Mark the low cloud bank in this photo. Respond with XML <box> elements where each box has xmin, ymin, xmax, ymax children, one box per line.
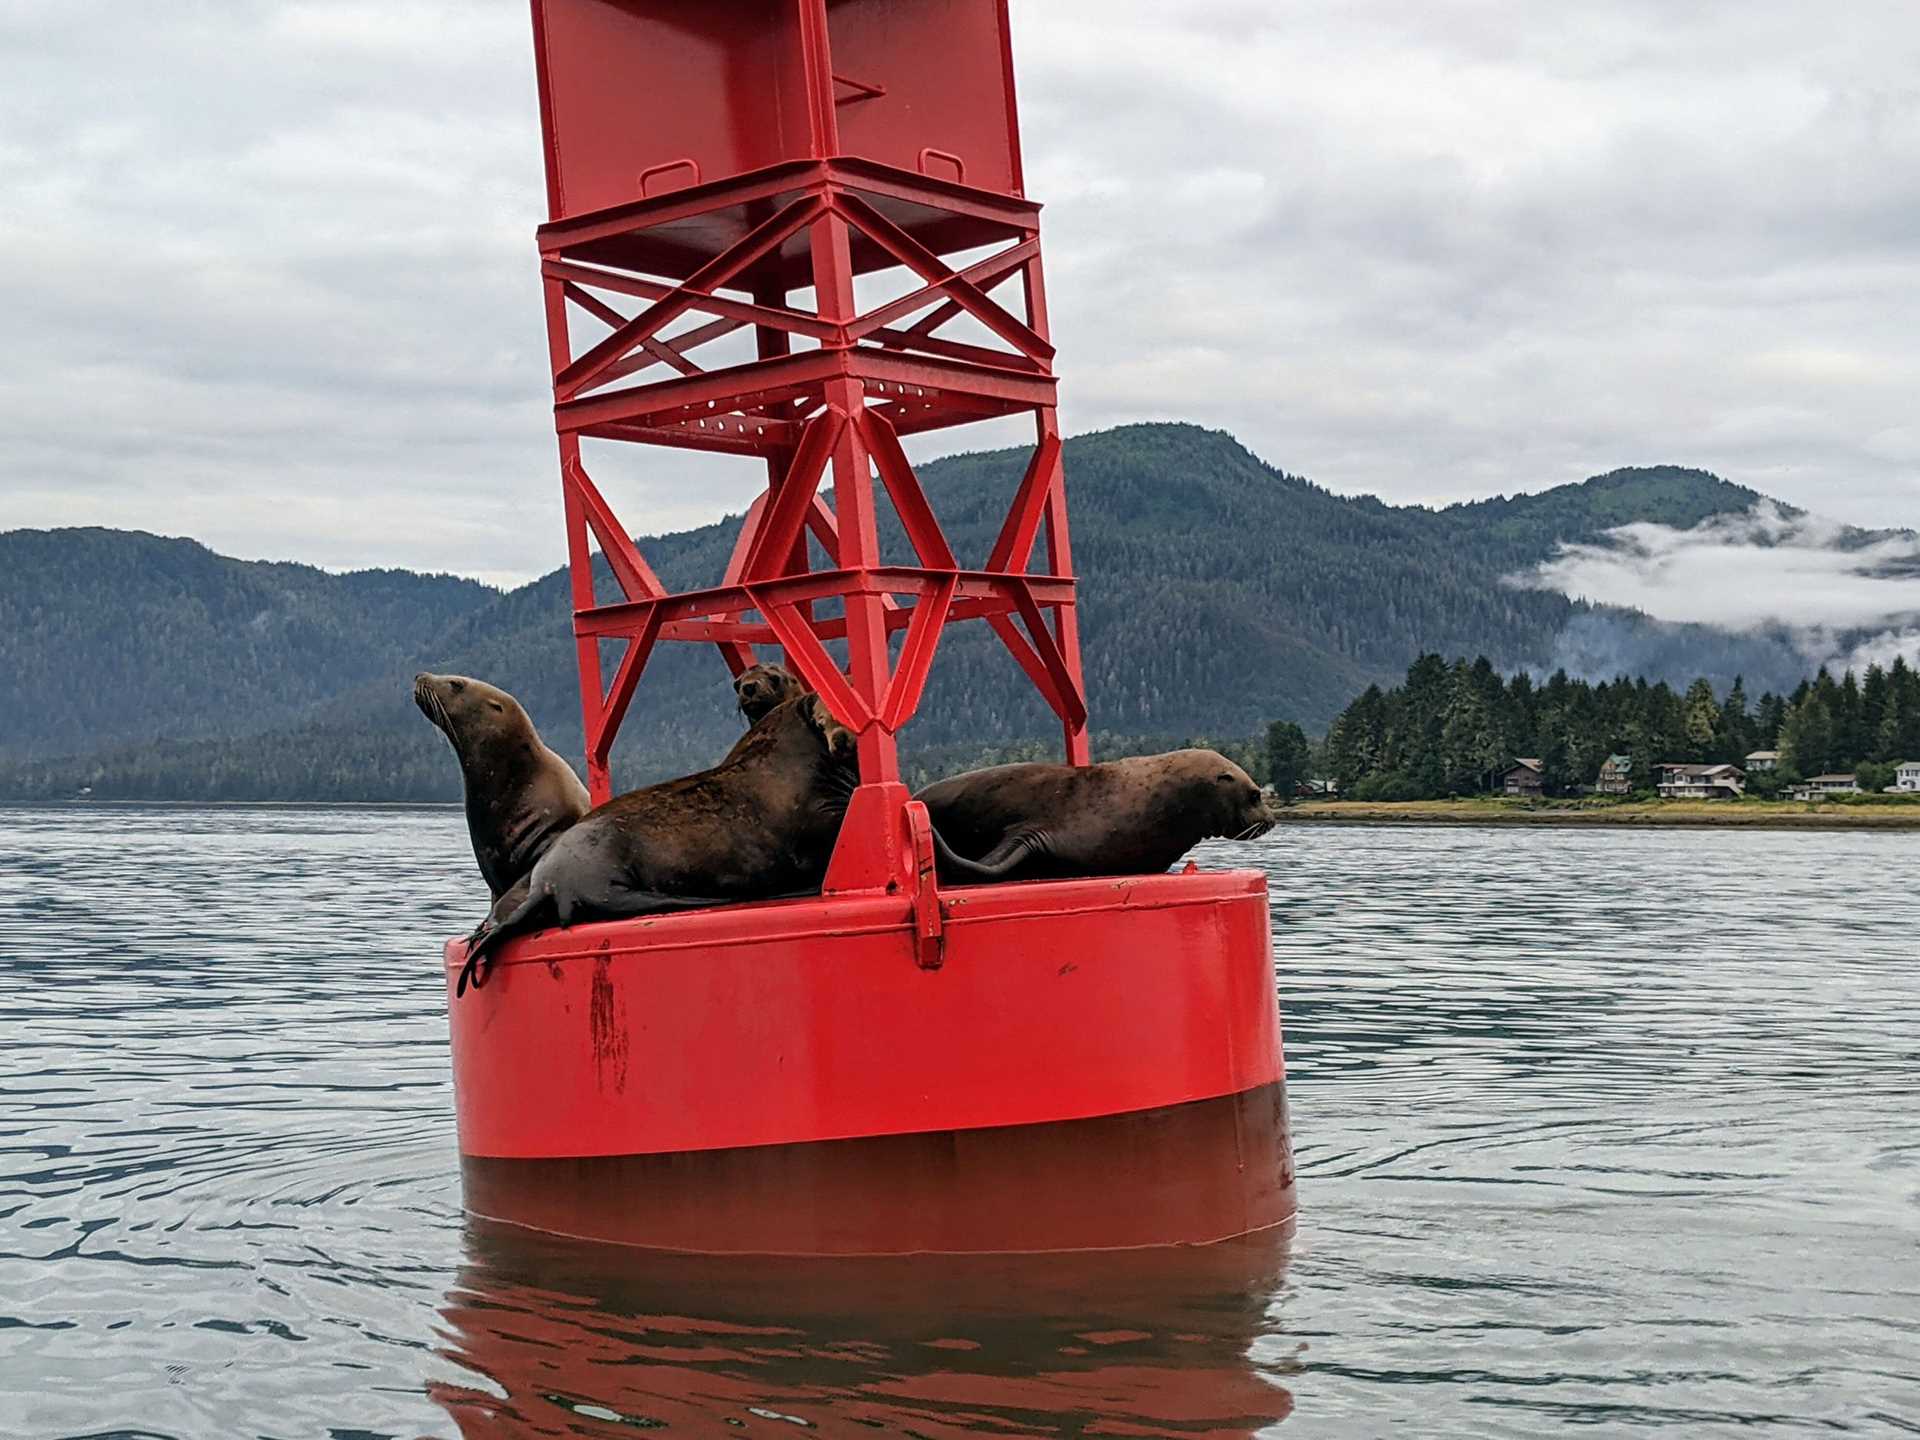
<box><xmin>1513</xmin><ymin>504</ymin><xmax>1920</xmax><ymax>677</ymax></box>
<box><xmin>1541</xmin><ymin>610</ymin><xmax>1810</xmax><ymax>696</ymax></box>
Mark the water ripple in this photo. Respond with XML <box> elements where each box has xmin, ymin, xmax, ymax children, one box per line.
<box><xmin>0</xmin><ymin>807</ymin><xmax>1916</xmax><ymax>1436</ymax></box>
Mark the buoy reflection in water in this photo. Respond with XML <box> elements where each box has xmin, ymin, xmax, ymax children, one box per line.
<box><xmin>432</xmin><ymin>1222</ymin><xmax>1296</xmax><ymax>1438</ymax></box>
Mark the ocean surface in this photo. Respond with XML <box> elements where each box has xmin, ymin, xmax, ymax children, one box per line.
<box><xmin>1</xmin><ymin>805</ymin><xmax>1916</xmax><ymax>1438</ymax></box>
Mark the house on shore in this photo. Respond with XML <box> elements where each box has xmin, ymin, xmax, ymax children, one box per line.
<box><xmin>1745</xmin><ymin>750</ymin><xmax>1781</xmax><ymax>773</ymax></box>
<box><xmin>1502</xmin><ymin>758</ymin><xmax>1545</xmax><ymax>797</ymax></box>
<box><xmin>1893</xmin><ymin>762</ymin><xmax>1920</xmax><ymax>794</ymax></box>
<box><xmin>1656</xmin><ymin>763</ymin><xmax>1746</xmax><ymax>800</ymax></box>
<box><xmin>1790</xmin><ymin>773</ymin><xmax>1861</xmax><ymax>800</ymax></box>
<box><xmin>1596</xmin><ymin>754</ymin><xmax>1634</xmax><ymax>795</ymax></box>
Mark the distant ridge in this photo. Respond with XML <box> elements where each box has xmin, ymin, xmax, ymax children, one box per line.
<box><xmin>0</xmin><ymin>425</ymin><xmax>1811</xmax><ymax>800</ymax></box>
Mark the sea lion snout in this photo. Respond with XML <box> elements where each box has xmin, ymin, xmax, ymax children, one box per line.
<box><xmin>734</xmin><ymin>662</ymin><xmax>808</xmax><ymax>726</ymax></box>
<box><xmin>1214</xmin><ymin>766</ymin><xmax>1276</xmax><ymax>841</ymax></box>
<box><xmin>413</xmin><ymin>672</ymin><xmax>476</xmax><ymax>730</ymax></box>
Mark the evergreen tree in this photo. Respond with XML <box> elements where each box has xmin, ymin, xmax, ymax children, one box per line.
<box><xmin>1780</xmin><ymin>696</ymin><xmax>1835</xmax><ymax>776</ymax></box>
<box><xmin>1717</xmin><ymin>676</ymin><xmax>1751</xmax><ymax>764</ymax></box>
<box><xmin>1834</xmin><ymin>670</ymin><xmax>1865</xmax><ymax>766</ymax></box>
<box><xmin>1889</xmin><ymin>658</ymin><xmax>1920</xmax><ymax>761</ymax></box>
<box><xmin>1860</xmin><ymin>664</ymin><xmax>1891</xmax><ymax>763</ymax></box>
<box><xmin>1439</xmin><ymin>660</ymin><xmax>1503</xmax><ymax>793</ymax></box>
<box><xmin>1265</xmin><ymin>720</ymin><xmax>1313</xmax><ymax>797</ymax></box>
<box><xmin>1390</xmin><ymin>654</ymin><xmax>1451</xmax><ymax>795</ymax></box>
<box><xmin>1682</xmin><ymin>677</ymin><xmax>1720</xmax><ymax>762</ymax></box>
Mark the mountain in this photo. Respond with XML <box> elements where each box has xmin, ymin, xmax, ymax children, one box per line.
<box><xmin>0</xmin><ymin>528</ymin><xmax>496</xmax><ymax>761</ymax></box>
<box><xmin>0</xmin><ymin>425</ymin><xmax>1801</xmax><ymax>801</ymax></box>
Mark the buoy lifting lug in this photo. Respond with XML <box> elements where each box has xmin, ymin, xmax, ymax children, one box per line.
<box><xmin>904</xmin><ymin>800</ymin><xmax>945</xmax><ymax>970</ymax></box>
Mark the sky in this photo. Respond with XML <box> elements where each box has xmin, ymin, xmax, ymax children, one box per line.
<box><xmin>2</xmin><ymin>0</ymin><xmax>1918</xmax><ymax>591</ymax></box>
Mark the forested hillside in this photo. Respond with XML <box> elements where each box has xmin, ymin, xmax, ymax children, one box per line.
<box><xmin>0</xmin><ymin>529</ymin><xmax>495</xmax><ymax>760</ymax></box>
<box><xmin>0</xmin><ymin>425</ymin><xmax>1828</xmax><ymax>801</ymax></box>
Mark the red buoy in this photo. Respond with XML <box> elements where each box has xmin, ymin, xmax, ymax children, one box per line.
<box><xmin>445</xmin><ymin>0</ymin><xmax>1296</xmax><ymax>1254</ymax></box>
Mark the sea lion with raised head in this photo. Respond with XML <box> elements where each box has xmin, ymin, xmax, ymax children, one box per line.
<box><xmin>414</xmin><ymin>673</ymin><xmax>590</xmax><ymax>901</ymax></box>
<box><xmin>719</xmin><ymin>661</ymin><xmax>812</xmax><ymax>764</ymax></box>
<box><xmin>458</xmin><ymin>691</ymin><xmax>858</xmax><ymax>993</ymax></box>
<box><xmin>733</xmin><ymin>661</ymin><xmax>809</xmax><ymax>726</ymax></box>
<box><xmin>921</xmin><ymin>749</ymin><xmax>1277</xmax><ymax>885</ymax></box>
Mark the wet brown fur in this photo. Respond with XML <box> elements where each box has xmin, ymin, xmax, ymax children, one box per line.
<box><xmin>414</xmin><ymin>672</ymin><xmax>590</xmax><ymax>900</ymax></box>
<box><xmin>919</xmin><ymin>749</ymin><xmax>1277</xmax><ymax>883</ymax></box>
<box><xmin>461</xmin><ymin>693</ymin><xmax>857</xmax><ymax>984</ymax></box>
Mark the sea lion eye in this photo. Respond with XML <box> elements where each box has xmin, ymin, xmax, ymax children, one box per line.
<box><xmin>450</xmin><ymin>679</ymin><xmax>466</xmax><ymax>692</ymax></box>
<box><xmin>488</xmin><ymin>700</ymin><xmax>504</xmax><ymax>713</ymax></box>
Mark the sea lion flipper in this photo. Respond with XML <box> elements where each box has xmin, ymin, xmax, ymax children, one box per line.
<box><xmin>459</xmin><ymin>881</ymin><xmax>553</xmax><ymax>997</ymax></box>
<box><xmin>931</xmin><ymin>825</ymin><xmax>1037</xmax><ymax>884</ymax></box>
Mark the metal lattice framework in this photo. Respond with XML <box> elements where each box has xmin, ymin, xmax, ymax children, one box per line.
<box><xmin>532</xmin><ymin>0</ymin><xmax>1088</xmax><ymax>895</ymax></box>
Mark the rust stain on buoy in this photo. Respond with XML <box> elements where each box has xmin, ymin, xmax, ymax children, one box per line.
<box><xmin>589</xmin><ymin>955</ymin><xmax>629</xmax><ymax>1094</ymax></box>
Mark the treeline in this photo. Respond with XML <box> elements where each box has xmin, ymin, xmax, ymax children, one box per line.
<box><xmin>0</xmin><ymin>713</ymin><xmax>1273</xmax><ymax>807</ymax></box>
<box><xmin>1315</xmin><ymin>653</ymin><xmax>1920</xmax><ymax>800</ymax></box>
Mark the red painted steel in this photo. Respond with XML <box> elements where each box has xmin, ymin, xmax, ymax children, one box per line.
<box><xmin>447</xmin><ymin>869</ymin><xmax>1279</xmax><ymax>1159</ymax></box>
<box><xmin>448</xmin><ymin>0</ymin><xmax>1297</xmax><ymax>1253</ymax></box>
<box><xmin>446</xmin><ymin>866</ymin><xmax>1293</xmax><ymax>1253</ymax></box>
<box><xmin>528</xmin><ymin>0</ymin><xmax>1088</xmax><ymax>820</ymax></box>
<box><xmin>460</xmin><ymin>1082</ymin><xmax>1295</xmax><ymax>1256</ymax></box>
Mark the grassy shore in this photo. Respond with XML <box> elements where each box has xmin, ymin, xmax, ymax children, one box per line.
<box><xmin>1273</xmin><ymin>796</ymin><xmax>1920</xmax><ymax>828</ymax></box>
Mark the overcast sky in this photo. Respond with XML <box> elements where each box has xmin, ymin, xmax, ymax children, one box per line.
<box><xmin>2</xmin><ymin>1</ymin><xmax>1917</xmax><ymax>588</ymax></box>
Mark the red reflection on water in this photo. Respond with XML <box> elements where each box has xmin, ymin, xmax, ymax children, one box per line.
<box><xmin>431</xmin><ymin>1222</ymin><xmax>1295</xmax><ymax>1437</ymax></box>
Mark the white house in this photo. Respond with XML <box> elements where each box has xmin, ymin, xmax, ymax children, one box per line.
<box><xmin>1892</xmin><ymin>761</ymin><xmax>1920</xmax><ymax>794</ymax></box>
<box><xmin>1745</xmin><ymin>750</ymin><xmax>1781</xmax><ymax>773</ymax></box>
<box><xmin>1791</xmin><ymin>773</ymin><xmax>1861</xmax><ymax>800</ymax></box>
<box><xmin>1656</xmin><ymin>763</ymin><xmax>1746</xmax><ymax>800</ymax></box>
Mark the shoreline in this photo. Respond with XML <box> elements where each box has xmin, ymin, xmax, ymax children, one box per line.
<box><xmin>1273</xmin><ymin>799</ymin><xmax>1920</xmax><ymax>830</ymax></box>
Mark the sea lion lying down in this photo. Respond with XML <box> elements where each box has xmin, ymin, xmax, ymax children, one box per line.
<box><xmin>458</xmin><ymin>690</ymin><xmax>857</xmax><ymax>993</ymax></box>
<box><xmin>414</xmin><ymin>672</ymin><xmax>590</xmax><ymax>900</ymax></box>
<box><xmin>921</xmin><ymin>750</ymin><xmax>1278</xmax><ymax>885</ymax></box>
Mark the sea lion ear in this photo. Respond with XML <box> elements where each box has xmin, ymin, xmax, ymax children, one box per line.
<box><xmin>808</xmin><ymin>695</ymin><xmax>858</xmax><ymax>760</ymax></box>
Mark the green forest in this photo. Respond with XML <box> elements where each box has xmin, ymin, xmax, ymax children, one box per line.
<box><xmin>1314</xmin><ymin>654</ymin><xmax>1920</xmax><ymax>799</ymax></box>
<box><xmin>1</xmin><ymin>424</ymin><xmax>1907</xmax><ymax>803</ymax></box>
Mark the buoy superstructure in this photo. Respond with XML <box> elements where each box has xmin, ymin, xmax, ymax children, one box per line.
<box><xmin>445</xmin><ymin>0</ymin><xmax>1297</xmax><ymax>1254</ymax></box>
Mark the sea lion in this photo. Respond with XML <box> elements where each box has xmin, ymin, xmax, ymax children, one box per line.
<box><xmin>414</xmin><ymin>673</ymin><xmax>590</xmax><ymax>901</ymax></box>
<box><xmin>921</xmin><ymin>750</ymin><xmax>1277</xmax><ymax>884</ymax></box>
<box><xmin>720</xmin><ymin>662</ymin><xmax>811</xmax><ymax>764</ymax></box>
<box><xmin>458</xmin><ymin>691</ymin><xmax>858</xmax><ymax>993</ymax></box>
<box><xmin>734</xmin><ymin>661</ymin><xmax>808</xmax><ymax>726</ymax></box>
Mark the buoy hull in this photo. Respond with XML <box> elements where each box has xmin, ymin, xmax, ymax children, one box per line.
<box><xmin>445</xmin><ymin>868</ymin><xmax>1294</xmax><ymax>1254</ymax></box>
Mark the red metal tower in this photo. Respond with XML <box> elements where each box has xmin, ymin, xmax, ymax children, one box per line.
<box><xmin>532</xmin><ymin>0</ymin><xmax>1087</xmax><ymax>894</ymax></box>
<box><xmin>441</xmin><ymin>0</ymin><xmax>1296</xmax><ymax>1256</ymax></box>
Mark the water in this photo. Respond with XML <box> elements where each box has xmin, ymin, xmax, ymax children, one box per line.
<box><xmin>2</xmin><ymin>806</ymin><xmax>1917</xmax><ymax>1437</ymax></box>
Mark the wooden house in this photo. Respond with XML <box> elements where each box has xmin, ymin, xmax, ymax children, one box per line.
<box><xmin>1502</xmin><ymin>758</ymin><xmax>1545</xmax><ymax>797</ymax></box>
<box><xmin>1596</xmin><ymin>754</ymin><xmax>1633</xmax><ymax>795</ymax></box>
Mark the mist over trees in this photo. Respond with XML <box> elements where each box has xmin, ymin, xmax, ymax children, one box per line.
<box><xmin>1318</xmin><ymin>654</ymin><xmax>1920</xmax><ymax>799</ymax></box>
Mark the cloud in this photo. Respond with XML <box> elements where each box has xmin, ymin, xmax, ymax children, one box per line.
<box><xmin>1</xmin><ymin>2</ymin><xmax>1918</xmax><ymax>583</ymax></box>
<box><xmin>1514</xmin><ymin>503</ymin><xmax>1920</xmax><ymax>671</ymax></box>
